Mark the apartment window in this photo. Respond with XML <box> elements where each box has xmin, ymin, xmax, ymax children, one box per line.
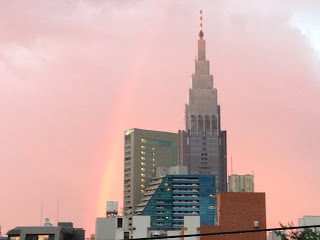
<box><xmin>141</xmin><ymin>162</ymin><xmax>145</xmax><ymax>166</ymax></box>
<box><xmin>141</xmin><ymin>139</ymin><xmax>146</xmax><ymax>143</ymax></box>
<box><xmin>141</xmin><ymin>157</ymin><xmax>145</xmax><ymax>160</ymax></box>
<box><xmin>141</xmin><ymin>146</ymin><xmax>146</xmax><ymax>149</ymax></box>
<box><xmin>125</xmin><ymin>135</ymin><xmax>131</xmax><ymax>145</ymax></box>
<box><xmin>141</xmin><ymin>184</ymin><xmax>145</xmax><ymax>188</ymax></box>
<box><xmin>141</xmin><ymin>151</ymin><xmax>145</xmax><ymax>155</ymax></box>
<box><xmin>125</xmin><ymin>146</ymin><xmax>131</xmax><ymax>150</ymax></box>
<box><xmin>141</xmin><ymin>168</ymin><xmax>145</xmax><ymax>171</ymax></box>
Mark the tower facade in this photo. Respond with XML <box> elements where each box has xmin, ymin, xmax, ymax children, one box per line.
<box><xmin>185</xmin><ymin>13</ymin><xmax>227</xmax><ymax>193</ymax></box>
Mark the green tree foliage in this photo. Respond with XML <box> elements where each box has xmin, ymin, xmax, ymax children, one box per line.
<box><xmin>275</xmin><ymin>222</ymin><xmax>320</xmax><ymax>240</ymax></box>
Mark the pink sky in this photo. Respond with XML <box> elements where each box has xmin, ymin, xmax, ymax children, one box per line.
<box><xmin>1</xmin><ymin>0</ymin><xmax>320</xmax><ymax>236</ymax></box>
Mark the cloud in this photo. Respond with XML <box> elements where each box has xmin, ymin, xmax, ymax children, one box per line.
<box><xmin>1</xmin><ymin>0</ymin><xmax>320</xmax><ymax>236</ymax></box>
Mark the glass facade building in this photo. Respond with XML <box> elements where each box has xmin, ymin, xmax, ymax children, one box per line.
<box><xmin>135</xmin><ymin>175</ymin><xmax>216</xmax><ymax>230</ymax></box>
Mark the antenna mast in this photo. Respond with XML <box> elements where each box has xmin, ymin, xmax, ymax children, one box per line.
<box><xmin>40</xmin><ymin>201</ymin><xmax>43</xmax><ymax>226</ymax></box>
<box><xmin>231</xmin><ymin>156</ymin><xmax>233</xmax><ymax>175</ymax></box>
<box><xmin>57</xmin><ymin>197</ymin><xmax>60</xmax><ymax>225</ymax></box>
<box><xmin>199</xmin><ymin>10</ymin><xmax>204</xmax><ymax>38</ymax></box>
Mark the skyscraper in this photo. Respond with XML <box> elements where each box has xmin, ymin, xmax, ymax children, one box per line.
<box><xmin>123</xmin><ymin>128</ymin><xmax>178</xmax><ymax>227</ymax></box>
<box><xmin>184</xmin><ymin>11</ymin><xmax>227</xmax><ymax>193</ymax></box>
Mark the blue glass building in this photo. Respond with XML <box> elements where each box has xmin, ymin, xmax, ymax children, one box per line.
<box><xmin>135</xmin><ymin>175</ymin><xmax>216</xmax><ymax>230</ymax></box>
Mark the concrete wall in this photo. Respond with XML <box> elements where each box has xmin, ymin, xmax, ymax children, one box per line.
<box><xmin>132</xmin><ymin>216</ymin><xmax>150</xmax><ymax>239</ymax></box>
<box><xmin>267</xmin><ymin>231</ymin><xmax>282</xmax><ymax>240</ymax></box>
<box><xmin>183</xmin><ymin>216</ymin><xmax>200</xmax><ymax>240</ymax></box>
<box><xmin>95</xmin><ymin>217</ymin><xmax>128</xmax><ymax>240</ymax></box>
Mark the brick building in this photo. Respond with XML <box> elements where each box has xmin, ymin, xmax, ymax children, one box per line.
<box><xmin>187</xmin><ymin>192</ymin><xmax>266</xmax><ymax>240</ymax></box>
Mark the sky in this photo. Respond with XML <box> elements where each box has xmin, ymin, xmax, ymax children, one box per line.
<box><xmin>1</xmin><ymin>0</ymin><xmax>320</xmax><ymax>236</ymax></box>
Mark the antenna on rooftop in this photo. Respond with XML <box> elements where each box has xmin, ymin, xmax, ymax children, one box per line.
<box><xmin>40</xmin><ymin>201</ymin><xmax>43</xmax><ymax>226</ymax></box>
<box><xmin>57</xmin><ymin>197</ymin><xmax>60</xmax><ymax>225</ymax></box>
<box><xmin>199</xmin><ymin>10</ymin><xmax>204</xmax><ymax>38</ymax></box>
<box><xmin>231</xmin><ymin>155</ymin><xmax>233</xmax><ymax>175</ymax></box>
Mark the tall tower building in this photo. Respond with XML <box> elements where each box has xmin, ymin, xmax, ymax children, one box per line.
<box><xmin>123</xmin><ymin>128</ymin><xmax>178</xmax><ymax>227</ymax></box>
<box><xmin>185</xmin><ymin>11</ymin><xmax>227</xmax><ymax>192</ymax></box>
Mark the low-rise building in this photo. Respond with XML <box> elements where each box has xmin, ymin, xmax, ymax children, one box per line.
<box><xmin>298</xmin><ymin>216</ymin><xmax>320</xmax><ymax>227</ymax></box>
<box><xmin>7</xmin><ymin>222</ymin><xmax>84</xmax><ymax>240</ymax></box>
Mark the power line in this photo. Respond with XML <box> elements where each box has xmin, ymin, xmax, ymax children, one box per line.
<box><xmin>129</xmin><ymin>224</ymin><xmax>320</xmax><ymax>240</ymax></box>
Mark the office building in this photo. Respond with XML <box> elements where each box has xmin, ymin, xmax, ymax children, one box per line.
<box><xmin>123</xmin><ymin>128</ymin><xmax>178</xmax><ymax>226</ymax></box>
<box><xmin>135</xmin><ymin>170</ymin><xmax>216</xmax><ymax>230</ymax></box>
<box><xmin>228</xmin><ymin>174</ymin><xmax>254</xmax><ymax>192</ymax></box>
<box><xmin>184</xmin><ymin>12</ymin><xmax>227</xmax><ymax>193</ymax></box>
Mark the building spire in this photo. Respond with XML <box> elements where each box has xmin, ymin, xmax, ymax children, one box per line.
<box><xmin>199</xmin><ymin>10</ymin><xmax>204</xmax><ymax>39</ymax></box>
<box><xmin>197</xmin><ymin>10</ymin><xmax>206</xmax><ymax>60</ymax></box>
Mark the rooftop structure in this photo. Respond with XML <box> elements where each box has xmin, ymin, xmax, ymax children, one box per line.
<box><xmin>228</xmin><ymin>174</ymin><xmax>254</xmax><ymax>192</ymax></box>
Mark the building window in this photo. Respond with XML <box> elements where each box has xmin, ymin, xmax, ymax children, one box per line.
<box><xmin>141</xmin><ymin>146</ymin><xmax>146</xmax><ymax>149</ymax></box>
<box><xmin>141</xmin><ymin>162</ymin><xmax>145</xmax><ymax>166</ymax></box>
<box><xmin>125</xmin><ymin>135</ymin><xmax>131</xmax><ymax>145</ymax></box>
<box><xmin>141</xmin><ymin>168</ymin><xmax>145</xmax><ymax>171</ymax></box>
<box><xmin>141</xmin><ymin>157</ymin><xmax>145</xmax><ymax>160</ymax></box>
<box><xmin>141</xmin><ymin>151</ymin><xmax>145</xmax><ymax>155</ymax></box>
<box><xmin>10</xmin><ymin>237</ymin><xmax>20</xmax><ymax>240</ymax></box>
<box><xmin>117</xmin><ymin>218</ymin><xmax>123</xmax><ymax>228</ymax></box>
<box><xmin>141</xmin><ymin>139</ymin><xmax>146</xmax><ymax>143</ymax></box>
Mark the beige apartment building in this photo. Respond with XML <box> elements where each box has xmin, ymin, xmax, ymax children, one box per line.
<box><xmin>123</xmin><ymin>128</ymin><xmax>178</xmax><ymax>227</ymax></box>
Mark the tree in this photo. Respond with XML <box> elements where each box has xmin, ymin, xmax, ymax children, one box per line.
<box><xmin>275</xmin><ymin>222</ymin><xmax>320</xmax><ymax>240</ymax></box>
